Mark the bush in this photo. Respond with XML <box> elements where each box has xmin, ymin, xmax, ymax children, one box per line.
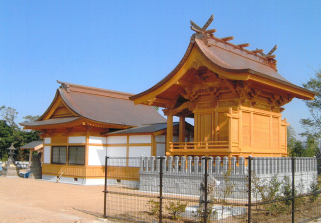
<box><xmin>165</xmin><ymin>200</ymin><xmax>187</xmax><ymax>220</ymax></box>
<box><xmin>147</xmin><ymin>199</ymin><xmax>160</xmax><ymax>216</ymax></box>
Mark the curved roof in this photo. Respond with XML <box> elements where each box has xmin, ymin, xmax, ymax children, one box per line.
<box><xmin>130</xmin><ymin>33</ymin><xmax>315</xmax><ymax>102</ymax></box>
<box><xmin>21</xmin><ymin>81</ymin><xmax>166</xmax><ymax>129</ymax></box>
<box><xmin>21</xmin><ymin>117</ymin><xmax>80</xmax><ymax>127</ymax></box>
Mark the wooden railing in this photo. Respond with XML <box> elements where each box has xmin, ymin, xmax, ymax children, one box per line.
<box><xmin>170</xmin><ymin>141</ymin><xmax>229</xmax><ymax>153</ymax></box>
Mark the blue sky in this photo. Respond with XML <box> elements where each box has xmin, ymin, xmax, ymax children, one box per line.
<box><xmin>1</xmin><ymin>1</ymin><xmax>321</xmax><ymax>139</ymax></box>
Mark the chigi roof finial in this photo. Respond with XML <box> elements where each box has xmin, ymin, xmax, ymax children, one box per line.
<box><xmin>190</xmin><ymin>14</ymin><xmax>216</xmax><ymax>35</ymax></box>
<box><xmin>259</xmin><ymin>44</ymin><xmax>278</xmax><ymax>59</ymax></box>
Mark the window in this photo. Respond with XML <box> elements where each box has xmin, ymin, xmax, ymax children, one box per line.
<box><xmin>52</xmin><ymin>146</ymin><xmax>67</xmax><ymax>164</ymax></box>
<box><xmin>68</xmin><ymin>146</ymin><xmax>85</xmax><ymax>165</ymax></box>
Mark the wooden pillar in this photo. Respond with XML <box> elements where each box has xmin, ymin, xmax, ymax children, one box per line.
<box><xmin>28</xmin><ymin>149</ymin><xmax>32</xmax><ymax>169</ymax></box>
<box><xmin>228</xmin><ymin>107</ymin><xmax>233</xmax><ymax>154</ymax></box>
<box><xmin>166</xmin><ymin>114</ymin><xmax>173</xmax><ymax>155</ymax></box>
<box><xmin>179</xmin><ymin>116</ymin><xmax>185</xmax><ymax>143</ymax></box>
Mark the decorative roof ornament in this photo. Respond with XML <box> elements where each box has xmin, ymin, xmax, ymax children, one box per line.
<box><xmin>190</xmin><ymin>14</ymin><xmax>217</xmax><ymax>35</ymax></box>
<box><xmin>258</xmin><ymin>44</ymin><xmax>277</xmax><ymax>59</ymax></box>
<box><xmin>190</xmin><ymin>15</ymin><xmax>216</xmax><ymax>45</ymax></box>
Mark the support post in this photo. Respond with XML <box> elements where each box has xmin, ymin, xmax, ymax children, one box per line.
<box><xmin>203</xmin><ymin>157</ymin><xmax>208</xmax><ymax>223</ymax></box>
<box><xmin>166</xmin><ymin>114</ymin><xmax>173</xmax><ymax>155</ymax></box>
<box><xmin>179</xmin><ymin>116</ymin><xmax>186</xmax><ymax>142</ymax></box>
<box><xmin>103</xmin><ymin>156</ymin><xmax>109</xmax><ymax>218</ymax></box>
<box><xmin>292</xmin><ymin>157</ymin><xmax>295</xmax><ymax>223</ymax></box>
<box><xmin>248</xmin><ymin>156</ymin><xmax>252</xmax><ymax>223</ymax></box>
<box><xmin>28</xmin><ymin>149</ymin><xmax>32</xmax><ymax>169</ymax></box>
<box><xmin>159</xmin><ymin>156</ymin><xmax>164</xmax><ymax>223</ymax></box>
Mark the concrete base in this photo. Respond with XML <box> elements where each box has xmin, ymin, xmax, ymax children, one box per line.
<box><xmin>184</xmin><ymin>205</ymin><xmax>246</xmax><ymax>220</ymax></box>
<box><xmin>3</xmin><ymin>166</ymin><xmax>19</xmax><ymax>177</ymax></box>
<box><xmin>42</xmin><ymin>175</ymin><xmax>139</xmax><ymax>187</ymax></box>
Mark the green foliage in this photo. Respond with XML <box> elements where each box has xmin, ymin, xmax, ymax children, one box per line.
<box><xmin>0</xmin><ymin>105</ymin><xmax>40</xmax><ymax>160</ymax></box>
<box><xmin>281</xmin><ymin>176</ymin><xmax>292</xmax><ymax>207</ymax></box>
<box><xmin>288</xmin><ymin>135</ymin><xmax>319</xmax><ymax>158</ymax></box>
<box><xmin>0</xmin><ymin>120</ymin><xmax>13</xmax><ymax>159</ymax></box>
<box><xmin>261</xmin><ymin>175</ymin><xmax>284</xmax><ymax>215</ymax></box>
<box><xmin>249</xmin><ymin>172</ymin><xmax>266</xmax><ymax>204</ymax></box>
<box><xmin>193</xmin><ymin>205</ymin><xmax>216</xmax><ymax>223</ymax></box>
<box><xmin>165</xmin><ymin>200</ymin><xmax>187</xmax><ymax>220</ymax></box>
<box><xmin>301</xmin><ymin>68</ymin><xmax>321</xmax><ymax>137</ymax></box>
<box><xmin>287</xmin><ymin>126</ymin><xmax>297</xmax><ymax>156</ymax></box>
<box><xmin>1</xmin><ymin>106</ymin><xmax>19</xmax><ymax>131</ymax></box>
<box><xmin>221</xmin><ymin>169</ymin><xmax>236</xmax><ymax>203</ymax></box>
<box><xmin>147</xmin><ymin>199</ymin><xmax>160</xmax><ymax>216</ymax></box>
<box><xmin>23</xmin><ymin>115</ymin><xmax>40</xmax><ymax>122</ymax></box>
<box><xmin>309</xmin><ymin>176</ymin><xmax>320</xmax><ymax>203</ymax></box>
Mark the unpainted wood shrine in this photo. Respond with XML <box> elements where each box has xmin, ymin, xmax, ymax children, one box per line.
<box><xmin>130</xmin><ymin>15</ymin><xmax>315</xmax><ymax>158</ymax></box>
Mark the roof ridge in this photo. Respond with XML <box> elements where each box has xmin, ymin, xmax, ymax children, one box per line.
<box><xmin>190</xmin><ymin>14</ymin><xmax>277</xmax><ymax>70</ymax></box>
<box><xmin>196</xmin><ymin>37</ymin><xmax>277</xmax><ymax>71</ymax></box>
<box><xmin>57</xmin><ymin>80</ymin><xmax>134</xmax><ymax>100</ymax></box>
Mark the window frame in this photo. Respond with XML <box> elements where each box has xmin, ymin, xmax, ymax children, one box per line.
<box><xmin>68</xmin><ymin>145</ymin><xmax>85</xmax><ymax>165</ymax></box>
<box><xmin>51</xmin><ymin>146</ymin><xmax>67</xmax><ymax>164</ymax></box>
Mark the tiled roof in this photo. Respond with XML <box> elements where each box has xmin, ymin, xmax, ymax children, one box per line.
<box><xmin>21</xmin><ymin>82</ymin><xmax>166</xmax><ymax>128</ymax></box>
<box><xmin>21</xmin><ymin>141</ymin><xmax>43</xmax><ymax>150</ymax></box>
<box><xmin>106</xmin><ymin>122</ymin><xmax>178</xmax><ymax>135</ymax></box>
<box><xmin>59</xmin><ymin>87</ymin><xmax>166</xmax><ymax>126</ymax></box>
<box><xmin>129</xmin><ymin>16</ymin><xmax>315</xmax><ymax>101</ymax></box>
<box><xmin>21</xmin><ymin>117</ymin><xmax>80</xmax><ymax>127</ymax></box>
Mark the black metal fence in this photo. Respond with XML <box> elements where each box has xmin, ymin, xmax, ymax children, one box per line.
<box><xmin>102</xmin><ymin>156</ymin><xmax>321</xmax><ymax>222</ymax></box>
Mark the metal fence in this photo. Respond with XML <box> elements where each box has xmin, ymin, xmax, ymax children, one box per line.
<box><xmin>103</xmin><ymin>156</ymin><xmax>321</xmax><ymax>223</ymax></box>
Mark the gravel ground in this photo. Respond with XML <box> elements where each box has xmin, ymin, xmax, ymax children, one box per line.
<box><xmin>0</xmin><ymin>176</ymin><xmax>111</xmax><ymax>223</ymax></box>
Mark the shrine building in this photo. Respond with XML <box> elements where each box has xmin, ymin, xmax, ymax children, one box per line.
<box><xmin>20</xmin><ymin>81</ymin><xmax>189</xmax><ymax>184</ymax></box>
<box><xmin>130</xmin><ymin>15</ymin><xmax>315</xmax><ymax>159</ymax></box>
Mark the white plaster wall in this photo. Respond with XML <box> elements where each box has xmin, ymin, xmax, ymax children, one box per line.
<box><xmin>107</xmin><ymin>146</ymin><xmax>127</xmax><ymax>166</ymax></box>
<box><xmin>44</xmin><ymin>146</ymin><xmax>51</xmax><ymax>164</ymax></box>
<box><xmin>44</xmin><ymin>137</ymin><xmax>51</xmax><ymax>144</ymax></box>
<box><xmin>106</xmin><ymin>136</ymin><xmax>127</xmax><ymax>144</ymax></box>
<box><xmin>129</xmin><ymin>146</ymin><xmax>151</xmax><ymax>157</ymax></box>
<box><xmin>69</xmin><ymin>136</ymin><xmax>86</xmax><ymax>144</ymax></box>
<box><xmin>89</xmin><ymin>136</ymin><xmax>107</xmax><ymax>144</ymax></box>
<box><xmin>107</xmin><ymin>146</ymin><xmax>127</xmax><ymax>157</ymax></box>
<box><xmin>156</xmin><ymin>144</ymin><xmax>165</xmax><ymax>157</ymax></box>
<box><xmin>88</xmin><ymin>146</ymin><xmax>107</xmax><ymax>166</ymax></box>
<box><xmin>155</xmin><ymin>135</ymin><xmax>165</xmax><ymax>143</ymax></box>
<box><xmin>129</xmin><ymin>135</ymin><xmax>151</xmax><ymax>144</ymax></box>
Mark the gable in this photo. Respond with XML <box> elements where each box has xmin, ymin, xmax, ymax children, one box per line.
<box><xmin>50</xmin><ymin>106</ymin><xmax>75</xmax><ymax>119</ymax></box>
<box><xmin>41</xmin><ymin>94</ymin><xmax>79</xmax><ymax>120</ymax></box>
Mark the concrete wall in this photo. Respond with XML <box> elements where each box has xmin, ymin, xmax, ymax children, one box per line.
<box><xmin>139</xmin><ymin>156</ymin><xmax>318</xmax><ymax>199</ymax></box>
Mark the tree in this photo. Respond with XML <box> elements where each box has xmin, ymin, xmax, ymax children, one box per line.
<box><xmin>290</xmin><ymin>140</ymin><xmax>304</xmax><ymax>157</ymax></box>
<box><xmin>0</xmin><ymin>106</ymin><xmax>41</xmax><ymax>160</ymax></box>
<box><xmin>300</xmin><ymin>68</ymin><xmax>321</xmax><ymax>138</ymax></box>
<box><xmin>287</xmin><ymin>126</ymin><xmax>297</xmax><ymax>156</ymax></box>
<box><xmin>0</xmin><ymin>120</ymin><xmax>13</xmax><ymax>160</ymax></box>
<box><xmin>1</xmin><ymin>106</ymin><xmax>19</xmax><ymax>131</ymax></box>
<box><xmin>23</xmin><ymin>115</ymin><xmax>40</xmax><ymax>122</ymax></box>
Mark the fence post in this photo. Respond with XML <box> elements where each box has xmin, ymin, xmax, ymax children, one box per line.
<box><xmin>159</xmin><ymin>156</ymin><xmax>164</xmax><ymax>223</ymax></box>
<box><xmin>292</xmin><ymin>157</ymin><xmax>295</xmax><ymax>223</ymax></box>
<box><xmin>103</xmin><ymin>156</ymin><xmax>109</xmax><ymax>218</ymax></box>
<box><xmin>203</xmin><ymin>157</ymin><xmax>208</xmax><ymax>223</ymax></box>
<box><xmin>248</xmin><ymin>156</ymin><xmax>252</xmax><ymax>223</ymax></box>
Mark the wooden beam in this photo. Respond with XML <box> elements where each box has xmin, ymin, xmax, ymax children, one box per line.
<box><xmin>238</xmin><ymin>43</ymin><xmax>250</xmax><ymax>48</ymax></box>
<box><xmin>252</xmin><ymin>49</ymin><xmax>264</xmax><ymax>54</ymax></box>
<box><xmin>264</xmin><ymin>55</ymin><xmax>276</xmax><ymax>59</ymax></box>
<box><xmin>221</xmin><ymin>36</ymin><xmax>234</xmax><ymax>41</ymax></box>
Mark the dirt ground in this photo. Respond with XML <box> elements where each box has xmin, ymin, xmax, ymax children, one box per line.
<box><xmin>0</xmin><ymin>176</ymin><xmax>110</xmax><ymax>223</ymax></box>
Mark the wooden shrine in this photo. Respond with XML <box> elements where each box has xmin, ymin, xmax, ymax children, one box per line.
<box><xmin>130</xmin><ymin>15</ymin><xmax>315</xmax><ymax>158</ymax></box>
